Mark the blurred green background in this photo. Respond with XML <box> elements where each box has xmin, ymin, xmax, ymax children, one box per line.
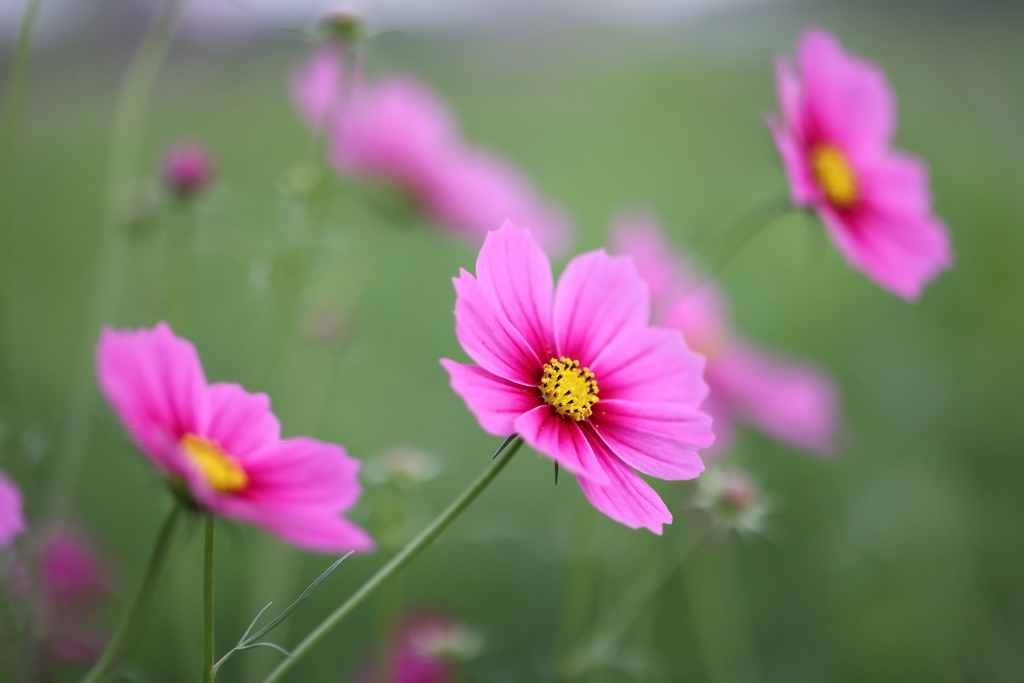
<box><xmin>2</xmin><ymin>2</ymin><xmax>1024</xmax><ymax>681</ymax></box>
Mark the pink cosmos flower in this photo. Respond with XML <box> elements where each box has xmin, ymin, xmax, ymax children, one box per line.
<box><xmin>441</xmin><ymin>221</ymin><xmax>714</xmax><ymax>534</ymax></box>
<box><xmin>613</xmin><ymin>215</ymin><xmax>839</xmax><ymax>455</ymax></box>
<box><xmin>766</xmin><ymin>28</ymin><xmax>953</xmax><ymax>300</ymax></box>
<box><xmin>97</xmin><ymin>322</ymin><xmax>373</xmax><ymax>553</ymax></box>
<box><xmin>290</xmin><ymin>46</ymin><xmax>571</xmax><ymax>253</ymax></box>
<box><xmin>0</xmin><ymin>470</ymin><xmax>26</xmax><ymax>547</ymax></box>
<box><xmin>359</xmin><ymin>611</ymin><xmax>482</xmax><ymax>683</ymax></box>
<box><xmin>162</xmin><ymin>142</ymin><xmax>216</xmax><ymax>198</ymax></box>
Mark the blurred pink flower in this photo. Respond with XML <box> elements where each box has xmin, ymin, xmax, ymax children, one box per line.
<box><xmin>360</xmin><ymin>611</ymin><xmax>482</xmax><ymax>683</ymax></box>
<box><xmin>442</xmin><ymin>221</ymin><xmax>713</xmax><ymax>534</ymax></box>
<box><xmin>766</xmin><ymin>28</ymin><xmax>953</xmax><ymax>300</ymax></box>
<box><xmin>0</xmin><ymin>470</ymin><xmax>26</xmax><ymax>547</ymax></box>
<box><xmin>612</xmin><ymin>215</ymin><xmax>840</xmax><ymax>455</ymax></box>
<box><xmin>290</xmin><ymin>47</ymin><xmax>571</xmax><ymax>253</ymax></box>
<box><xmin>162</xmin><ymin>142</ymin><xmax>216</xmax><ymax>198</ymax></box>
<box><xmin>36</xmin><ymin>530</ymin><xmax>115</xmax><ymax>664</ymax></box>
<box><xmin>96</xmin><ymin>322</ymin><xmax>373</xmax><ymax>553</ymax></box>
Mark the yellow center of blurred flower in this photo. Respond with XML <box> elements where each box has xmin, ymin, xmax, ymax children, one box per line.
<box><xmin>182</xmin><ymin>434</ymin><xmax>248</xmax><ymax>494</ymax></box>
<box><xmin>540</xmin><ymin>357</ymin><xmax>599</xmax><ymax>421</ymax></box>
<box><xmin>811</xmin><ymin>145</ymin><xmax>858</xmax><ymax>209</ymax></box>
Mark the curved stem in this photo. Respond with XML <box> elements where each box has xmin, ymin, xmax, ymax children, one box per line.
<box><xmin>262</xmin><ymin>436</ymin><xmax>524</xmax><ymax>683</ymax></box>
<box><xmin>204</xmin><ymin>515</ymin><xmax>215</xmax><ymax>683</ymax></box>
<box><xmin>45</xmin><ymin>0</ymin><xmax>185</xmax><ymax>524</ymax></box>
<box><xmin>81</xmin><ymin>507</ymin><xmax>181</xmax><ymax>683</ymax></box>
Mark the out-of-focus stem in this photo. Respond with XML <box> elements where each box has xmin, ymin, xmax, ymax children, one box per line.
<box><xmin>45</xmin><ymin>0</ymin><xmax>185</xmax><ymax>523</ymax></box>
<box><xmin>204</xmin><ymin>515</ymin><xmax>216</xmax><ymax>683</ymax></box>
<box><xmin>0</xmin><ymin>0</ymin><xmax>44</xmax><ymax>407</ymax></box>
<box><xmin>80</xmin><ymin>507</ymin><xmax>181</xmax><ymax>683</ymax></box>
<box><xmin>262</xmin><ymin>437</ymin><xmax>523</xmax><ymax>683</ymax></box>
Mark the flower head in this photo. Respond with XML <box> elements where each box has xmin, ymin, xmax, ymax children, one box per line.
<box><xmin>0</xmin><ymin>470</ymin><xmax>26</xmax><ymax>547</ymax></box>
<box><xmin>361</xmin><ymin>611</ymin><xmax>482</xmax><ymax>683</ymax></box>
<box><xmin>613</xmin><ymin>215</ymin><xmax>840</xmax><ymax>455</ymax></box>
<box><xmin>97</xmin><ymin>323</ymin><xmax>373</xmax><ymax>553</ymax></box>
<box><xmin>442</xmin><ymin>222</ymin><xmax>714</xmax><ymax>534</ymax></box>
<box><xmin>290</xmin><ymin>48</ymin><xmax>571</xmax><ymax>253</ymax></box>
<box><xmin>766</xmin><ymin>28</ymin><xmax>953</xmax><ymax>300</ymax></box>
<box><xmin>162</xmin><ymin>142</ymin><xmax>216</xmax><ymax>198</ymax></box>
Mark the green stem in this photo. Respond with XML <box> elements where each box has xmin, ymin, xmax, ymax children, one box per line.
<box><xmin>204</xmin><ymin>515</ymin><xmax>215</xmax><ymax>683</ymax></box>
<box><xmin>81</xmin><ymin>507</ymin><xmax>181</xmax><ymax>683</ymax></box>
<box><xmin>692</xmin><ymin>194</ymin><xmax>795</xmax><ymax>285</ymax></box>
<box><xmin>0</xmin><ymin>0</ymin><xmax>44</xmax><ymax>409</ymax></box>
<box><xmin>262</xmin><ymin>436</ymin><xmax>523</xmax><ymax>683</ymax></box>
<box><xmin>45</xmin><ymin>0</ymin><xmax>185</xmax><ymax>524</ymax></box>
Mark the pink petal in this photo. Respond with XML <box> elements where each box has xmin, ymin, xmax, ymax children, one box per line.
<box><xmin>473</xmin><ymin>222</ymin><xmax>555</xmax><ymax>358</ymax></box>
<box><xmin>224</xmin><ymin>505</ymin><xmax>375</xmax><ymax>554</ymax></box>
<box><xmin>241</xmin><ymin>437</ymin><xmax>364</xmax><ymax>514</ymax></box>
<box><xmin>797</xmin><ymin>28</ymin><xmax>896</xmax><ymax>156</ymax></box>
<box><xmin>290</xmin><ymin>45</ymin><xmax>345</xmax><ymax>132</ymax></box>
<box><xmin>205</xmin><ymin>383</ymin><xmax>281</xmax><ymax>461</ymax></box>
<box><xmin>766</xmin><ymin>114</ymin><xmax>817</xmax><ymax>207</ymax></box>
<box><xmin>0</xmin><ymin>472</ymin><xmax>26</xmax><ymax>547</ymax></box>
<box><xmin>576</xmin><ymin>433</ymin><xmax>672</xmax><ymax>534</ymax></box>
<box><xmin>819</xmin><ymin>203</ymin><xmax>953</xmax><ymax>301</ymax></box>
<box><xmin>452</xmin><ymin>269</ymin><xmax>541</xmax><ymax>385</ymax></box>
<box><xmin>774</xmin><ymin>57</ymin><xmax>805</xmax><ymax>143</ymax></box>
<box><xmin>590</xmin><ymin>326</ymin><xmax>709</xmax><ymax>408</ymax></box>
<box><xmin>96</xmin><ymin>322</ymin><xmax>208</xmax><ymax>473</ymax></box>
<box><xmin>590</xmin><ymin>399</ymin><xmax>710</xmax><ymax>479</ymax></box>
<box><xmin>440</xmin><ymin>359</ymin><xmax>539</xmax><ymax>436</ymax></box>
<box><xmin>859</xmin><ymin>150</ymin><xmax>932</xmax><ymax>219</ymax></box>
<box><xmin>513</xmin><ymin>405</ymin><xmax>609</xmax><ymax>485</ymax></box>
<box><xmin>609</xmin><ymin>212</ymin><xmax>686</xmax><ymax>318</ymax></box>
<box><xmin>708</xmin><ymin>346</ymin><xmax>840</xmax><ymax>455</ymax></box>
<box><xmin>553</xmin><ymin>250</ymin><xmax>649</xmax><ymax>364</ymax></box>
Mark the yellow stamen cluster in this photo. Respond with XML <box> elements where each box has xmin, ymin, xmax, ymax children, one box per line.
<box><xmin>182</xmin><ymin>434</ymin><xmax>249</xmax><ymax>494</ymax></box>
<box><xmin>811</xmin><ymin>144</ymin><xmax>858</xmax><ymax>209</ymax></box>
<box><xmin>540</xmin><ymin>357</ymin><xmax>599</xmax><ymax>421</ymax></box>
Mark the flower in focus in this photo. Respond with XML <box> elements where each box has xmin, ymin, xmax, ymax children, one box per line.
<box><xmin>442</xmin><ymin>221</ymin><xmax>713</xmax><ymax>534</ymax></box>
<box><xmin>613</xmin><ymin>214</ymin><xmax>840</xmax><ymax>455</ymax></box>
<box><xmin>290</xmin><ymin>47</ymin><xmax>571</xmax><ymax>253</ymax></box>
<box><xmin>0</xmin><ymin>470</ymin><xmax>26</xmax><ymax>547</ymax></box>
<box><xmin>766</xmin><ymin>28</ymin><xmax>953</xmax><ymax>300</ymax></box>
<box><xmin>162</xmin><ymin>142</ymin><xmax>216</xmax><ymax>198</ymax></box>
<box><xmin>362</xmin><ymin>612</ymin><xmax>483</xmax><ymax>683</ymax></box>
<box><xmin>96</xmin><ymin>322</ymin><xmax>373</xmax><ymax>553</ymax></box>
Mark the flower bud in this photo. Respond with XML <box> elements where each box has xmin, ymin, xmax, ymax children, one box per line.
<box><xmin>162</xmin><ymin>142</ymin><xmax>215</xmax><ymax>198</ymax></box>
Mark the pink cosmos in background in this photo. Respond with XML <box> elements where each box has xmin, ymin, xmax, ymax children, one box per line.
<box><xmin>442</xmin><ymin>221</ymin><xmax>714</xmax><ymax>534</ymax></box>
<box><xmin>162</xmin><ymin>142</ymin><xmax>216</xmax><ymax>198</ymax></box>
<box><xmin>766</xmin><ymin>28</ymin><xmax>953</xmax><ymax>300</ymax></box>
<box><xmin>33</xmin><ymin>530</ymin><xmax>115</xmax><ymax>664</ymax></box>
<box><xmin>97</xmin><ymin>322</ymin><xmax>373</xmax><ymax>553</ymax></box>
<box><xmin>360</xmin><ymin>611</ymin><xmax>482</xmax><ymax>683</ymax></box>
<box><xmin>0</xmin><ymin>470</ymin><xmax>26</xmax><ymax>547</ymax></box>
<box><xmin>612</xmin><ymin>214</ymin><xmax>840</xmax><ymax>455</ymax></box>
<box><xmin>290</xmin><ymin>46</ymin><xmax>572</xmax><ymax>253</ymax></box>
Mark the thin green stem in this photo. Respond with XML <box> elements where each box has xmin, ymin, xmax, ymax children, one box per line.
<box><xmin>81</xmin><ymin>507</ymin><xmax>181</xmax><ymax>683</ymax></box>
<box><xmin>262</xmin><ymin>437</ymin><xmax>523</xmax><ymax>683</ymax></box>
<box><xmin>45</xmin><ymin>0</ymin><xmax>185</xmax><ymax>524</ymax></box>
<box><xmin>0</xmin><ymin>0</ymin><xmax>44</xmax><ymax>407</ymax></box>
<box><xmin>204</xmin><ymin>515</ymin><xmax>215</xmax><ymax>683</ymax></box>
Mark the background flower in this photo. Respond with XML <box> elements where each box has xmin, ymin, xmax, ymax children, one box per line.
<box><xmin>765</xmin><ymin>27</ymin><xmax>953</xmax><ymax>300</ymax></box>
<box><xmin>96</xmin><ymin>322</ymin><xmax>373</xmax><ymax>553</ymax></box>
<box><xmin>0</xmin><ymin>471</ymin><xmax>26</xmax><ymax>548</ymax></box>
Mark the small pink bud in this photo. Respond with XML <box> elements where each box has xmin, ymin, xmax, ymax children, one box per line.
<box><xmin>162</xmin><ymin>142</ymin><xmax>215</xmax><ymax>198</ymax></box>
<box><xmin>720</xmin><ymin>476</ymin><xmax>756</xmax><ymax>511</ymax></box>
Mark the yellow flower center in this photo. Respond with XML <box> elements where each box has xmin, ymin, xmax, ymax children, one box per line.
<box><xmin>540</xmin><ymin>357</ymin><xmax>599</xmax><ymax>421</ymax></box>
<box><xmin>811</xmin><ymin>144</ymin><xmax>858</xmax><ymax>209</ymax></box>
<box><xmin>181</xmin><ymin>434</ymin><xmax>248</xmax><ymax>494</ymax></box>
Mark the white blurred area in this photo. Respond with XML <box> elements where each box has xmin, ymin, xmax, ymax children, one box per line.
<box><xmin>0</xmin><ymin>0</ymin><xmax>768</xmax><ymax>46</ymax></box>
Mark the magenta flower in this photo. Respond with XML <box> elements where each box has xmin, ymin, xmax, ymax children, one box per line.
<box><xmin>290</xmin><ymin>47</ymin><xmax>571</xmax><ymax>253</ymax></box>
<box><xmin>613</xmin><ymin>216</ymin><xmax>840</xmax><ymax>455</ymax></box>
<box><xmin>162</xmin><ymin>142</ymin><xmax>216</xmax><ymax>198</ymax></box>
<box><xmin>97</xmin><ymin>322</ymin><xmax>373</xmax><ymax>553</ymax></box>
<box><xmin>359</xmin><ymin>611</ymin><xmax>482</xmax><ymax>683</ymax></box>
<box><xmin>442</xmin><ymin>221</ymin><xmax>713</xmax><ymax>533</ymax></box>
<box><xmin>766</xmin><ymin>28</ymin><xmax>953</xmax><ymax>300</ymax></box>
<box><xmin>0</xmin><ymin>470</ymin><xmax>26</xmax><ymax>547</ymax></box>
